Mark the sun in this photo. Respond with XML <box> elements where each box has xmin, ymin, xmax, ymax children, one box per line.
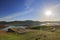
<box><xmin>45</xmin><ymin>10</ymin><xmax>52</xmax><ymax>16</ymax></box>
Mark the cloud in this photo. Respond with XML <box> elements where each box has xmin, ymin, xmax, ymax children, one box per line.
<box><xmin>48</xmin><ymin>4</ymin><xmax>60</xmax><ymax>10</ymax></box>
<box><xmin>25</xmin><ymin>0</ymin><xmax>35</xmax><ymax>9</ymax></box>
<box><xmin>0</xmin><ymin>9</ymin><xmax>33</xmax><ymax>21</ymax></box>
<box><xmin>0</xmin><ymin>0</ymin><xmax>35</xmax><ymax>21</ymax></box>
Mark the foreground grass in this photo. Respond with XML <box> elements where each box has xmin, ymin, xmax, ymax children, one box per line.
<box><xmin>39</xmin><ymin>30</ymin><xmax>60</xmax><ymax>40</ymax></box>
<box><xmin>0</xmin><ymin>30</ymin><xmax>40</xmax><ymax>40</ymax></box>
<box><xmin>0</xmin><ymin>30</ymin><xmax>60</xmax><ymax>40</ymax></box>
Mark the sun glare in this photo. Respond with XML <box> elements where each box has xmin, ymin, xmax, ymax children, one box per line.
<box><xmin>45</xmin><ymin>10</ymin><xmax>52</xmax><ymax>16</ymax></box>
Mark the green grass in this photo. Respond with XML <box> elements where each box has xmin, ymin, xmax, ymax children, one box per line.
<box><xmin>0</xmin><ymin>26</ymin><xmax>60</xmax><ymax>40</ymax></box>
<box><xmin>0</xmin><ymin>30</ymin><xmax>60</xmax><ymax>40</ymax></box>
<box><xmin>39</xmin><ymin>30</ymin><xmax>60</xmax><ymax>40</ymax></box>
<box><xmin>0</xmin><ymin>30</ymin><xmax>40</xmax><ymax>40</ymax></box>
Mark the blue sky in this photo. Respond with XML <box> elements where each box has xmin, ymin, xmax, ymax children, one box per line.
<box><xmin>0</xmin><ymin>0</ymin><xmax>60</xmax><ymax>21</ymax></box>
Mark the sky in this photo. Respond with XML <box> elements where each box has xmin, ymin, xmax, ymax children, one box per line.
<box><xmin>0</xmin><ymin>0</ymin><xmax>60</xmax><ymax>21</ymax></box>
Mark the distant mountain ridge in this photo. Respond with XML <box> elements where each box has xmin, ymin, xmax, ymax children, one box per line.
<box><xmin>0</xmin><ymin>20</ymin><xmax>41</xmax><ymax>26</ymax></box>
<box><xmin>42</xmin><ymin>21</ymin><xmax>60</xmax><ymax>23</ymax></box>
<box><xmin>0</xmin><ymin>20</ymin><xmax>60</xmax><ymax>29</ymax></box>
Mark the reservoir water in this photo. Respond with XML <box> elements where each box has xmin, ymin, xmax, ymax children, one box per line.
<box><xmin>2</xmin><ymin>26</ymin><xmax>26</xmax><ymax>31</ymax></box>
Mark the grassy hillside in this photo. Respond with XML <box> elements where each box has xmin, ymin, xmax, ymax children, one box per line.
<box><xmin>0</xmin><ymin>30</ymin><xmax>40</xmax><ymax>40</ymax></box>
<box><xmin>0</xmin><ymin>30</ymin><xmax>60</xmax><ymax>40</ymax></box>
<box><xmin>0</xmin><ymin>26</ymin><xmax>60</xmax><ymax>40</ymax></box>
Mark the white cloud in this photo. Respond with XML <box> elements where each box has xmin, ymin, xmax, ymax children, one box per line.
<box><xmin>0</xmin><ymin>0</ymin><xmax>35</xmax><ymax>21</ymax></box>
<box><xmin>0</xmin><ymin>9</ymin><xmax>33</xmax><ymax>21</ymax></box>
<box><xmin>25</xmin><ymin>0</ymin><xmax>35</xmax><ymax>9</ymax></box>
